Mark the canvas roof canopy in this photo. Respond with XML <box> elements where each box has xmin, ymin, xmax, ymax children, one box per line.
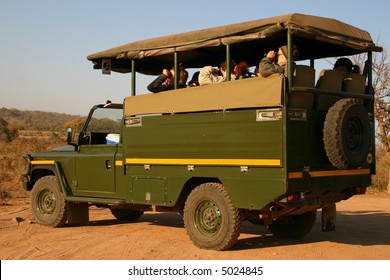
<box><xmin>87</xmin><ymin>13</ymin><xmax>382</xmax><ymax>75</ymax></box>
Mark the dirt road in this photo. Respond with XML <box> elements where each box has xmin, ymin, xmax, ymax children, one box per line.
<box><xmin>0</xmin><ymin>193</ymin><xmax>389</xmax><ymax>260</ymax></box>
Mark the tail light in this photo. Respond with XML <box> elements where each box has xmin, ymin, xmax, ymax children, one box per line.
<box><xmin>355</xmin><ymin>186</ymin><xmax>367</xmax><ymax>194</ymax></box>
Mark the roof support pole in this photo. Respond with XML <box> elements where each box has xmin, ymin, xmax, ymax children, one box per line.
<box><xmin>287</xmin><ymin>28</ymin><xmax>294</xmax><ymax>90</ymax></box>
<box><xmin>226</xmin><ymin>44</ymin><xmax>231</xmax><ymax>81</ymax></box>
<box><xmin>367</xmin><ymin>51</ymin><xmax>373</xmax><ymax>96</ymax></box>
<box><xmin>174</xmin><ymin>51</ymin><xmax>179</xmax><ymax>89</ymax></box>
<box><xmin>131</xmin><ymin>60</ymin><xmax>136</xmax><ymax>96</ymax></box>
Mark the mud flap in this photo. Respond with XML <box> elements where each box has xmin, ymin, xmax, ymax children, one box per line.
<box><xmin>67</xmin><ymin>202</ymin><xmax>89</xmax><ymax>225</ymax></box>
<box><xmin>321</xmin><ymin>203</ymin><xmax>336</xmax><ymax>232</ymax></box>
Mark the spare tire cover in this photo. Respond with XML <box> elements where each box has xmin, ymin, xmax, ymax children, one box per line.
<box><xmin>323</xmin><ymin>98</ymin><xmax>371</xmax><ymax>169</ymax></box>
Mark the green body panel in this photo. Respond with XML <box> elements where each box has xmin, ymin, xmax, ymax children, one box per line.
<box><xmin>121</xmin><ymin>109</ymin><xmax>285</xmax><ymax>209</ymax></box>
<box><xmin>73</xmin><ymin>145</ymin><xmax>117</xmax><ymax>195</ymax></box>
<box><xmin>123</xmin><ymin>110</ymin><xmax>283</xmax><ymax>159</ymax></box>
<box><xmin>286</xmin><ymin>108</ymin><xmax>372</xmax><ymax>186</ymax></box>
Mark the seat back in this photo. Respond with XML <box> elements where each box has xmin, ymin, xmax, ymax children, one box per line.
<box><xmin>315</xmin><ymin>69</ymin><xmax>344</xmax><ymax>110</ymax></box>
<box><xmin>343</xmin><ymin>73</ymin><xmax>366</xmax><ymax>94</ymax></box>
<box><xmin>289</xmin><ymin>65</ymin><xmax>315</xmax><ymax>109</ymax></box>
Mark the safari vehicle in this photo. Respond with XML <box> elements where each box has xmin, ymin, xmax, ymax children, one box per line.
<box><xmin>22</xmin><ymin>14</ymin><xmax>382</xmax><ymax>250</ymax></box>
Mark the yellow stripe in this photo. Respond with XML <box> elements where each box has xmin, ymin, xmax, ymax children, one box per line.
<box><xmin>31</xmin><ymin>160</ymin><xmax>55</xmax><ymax>165</ymax></box>
<box><xmin>115</xmin><ymin>160</ymin><xmax>123</xmax><ymax>167</ymax></box>
<box><xmin>126</xmin><ymin>158</ymin><xmax>281</xmax><ymax>166</ymax></box>
<box><xmin>288</xmin><ymin>169</ymin><xmax>371</xmax><ymax>179</ymax></box>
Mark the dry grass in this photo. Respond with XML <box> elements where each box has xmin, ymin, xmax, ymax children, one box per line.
<box><xmin>371</xmin><ymin>152</ymin><xmax>390</xmax><ymax>193</ymax></box>
<box><xmin>0</xmin><ymin>135</ymin><xmax>66</xmax><ymax>201</ymax></box>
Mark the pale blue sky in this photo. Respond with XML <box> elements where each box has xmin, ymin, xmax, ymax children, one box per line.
<box><xmin>0</xmin><ymin>0</ymin><xmax>388</xmax><ymax>115</ymax></box>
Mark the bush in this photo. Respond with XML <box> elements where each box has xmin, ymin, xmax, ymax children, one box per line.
<box><xmin>0</xmin><ymin>136</ymin><xmax>66</xmax><ymax>201</ymax></box>
<box><xmin>371</xmin><ymin>150</ymin><xmax>390</xmax><ymax>192</ymax></box>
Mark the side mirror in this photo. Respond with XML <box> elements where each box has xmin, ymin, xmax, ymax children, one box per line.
<box><xmin>67</xmin><ymin>127</ymin><xmax>77</xmax><ymax>147</ymax></box>
<box><xmin>67</xmin><ymin>127</ymin><xmax>73</xmax><ymax>143</ymax></box>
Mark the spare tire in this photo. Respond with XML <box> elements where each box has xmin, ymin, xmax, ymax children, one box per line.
<box><xmin>323</xmin><ymin>98</ymin><xmax>370</xmax><ymax>169</ymax></box>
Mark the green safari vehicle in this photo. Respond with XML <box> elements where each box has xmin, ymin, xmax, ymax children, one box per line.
<box><xmin>22</xmin><ymin>14</ymin><xmax>382</xmax><ymax>250</ymax></box>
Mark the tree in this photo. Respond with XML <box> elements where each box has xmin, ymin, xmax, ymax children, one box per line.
<box><xmin>64</xmin><ymin>118</ymin><xmax>85</xmax><ymax>142</ymax></box>
<box><xmin>0</xmin><ymin>117</ymin><xmax>18</xmax><ymax>142</ymax></box>
<box><xmin>351</xmin><ymin>40</ymin><xmax>390</xmax><ymax>192</ymax></box>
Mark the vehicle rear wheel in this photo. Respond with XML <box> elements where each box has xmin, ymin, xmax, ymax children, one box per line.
<box><xmin>267</xmin><ymin>211</ymin><xmax>316</xmax><ymax>239</ymax></box>
<box><xmin>323</xmin><ymin>98</ymin><xmax>371</xmax><ymax>169</ymax></box>
<box><xmin>30</xmin><ymin>175</ymin><xmax>67</xmax><ymax>227</ymax></box>
<box><xmin>183</xmin><ymin>182</ymin><xmax>241</xmax><ymax>250</ymax></box>
<box><xmin>110</xmin><ymin>209</ymin><xmax>144</xmax><ymax>221</ymax></box>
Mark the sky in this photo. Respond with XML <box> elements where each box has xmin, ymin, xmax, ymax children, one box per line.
<box><xmin>0</xmin><ymin>0</ymin><xmax>388</xmax><ymax>116</ymax></box>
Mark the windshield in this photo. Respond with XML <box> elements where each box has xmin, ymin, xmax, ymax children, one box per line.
<box><xmin>86</xmin><ymin>107</ymin><xmax>123</xmax><ymax>134</ymax></box>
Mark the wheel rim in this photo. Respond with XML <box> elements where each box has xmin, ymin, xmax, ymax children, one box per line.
<box><xmin>346</xmin><ymin>116</ymin><xmax>364</xmax><ymax>153</ymax></box>
<box><xmin>37</xmin><ymin>189</ymin><xmax>56</xmax><ymax>216</ymax></box>
<box><xmin>194</xmin><ymin>200</ymin><xmax>222</xmax><ymax>236</ymax></box>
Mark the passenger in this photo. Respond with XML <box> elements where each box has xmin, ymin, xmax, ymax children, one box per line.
<box><xmin>363</xmin><ymin>60</ymin><xmax>368</xmax><ymax>77</ymax></box>
<box><xmin>198</xmin><ymin>61</ymin><xmax>232</xmax><ymax>86</ymax></box>
<box><xmin>333</xmin><ymin>58</ymin><xmax>361</xmax><ymax>74</ymax></box>
<box><xmin>179</xmin><ymin>63</ymin><xmax>189</xmax><ymax>86</ymax></box>
<box><xmin>199</xmin><ymin>60</ymin><xmax>249</xmax><ymax>85</ymax></box>
<box><xmin>188</xmin><ymin>71</ymin><xmax>200</xmax><ymax>87</ymax></box>
<box><xmin>147</xmin><ymin>68</ymin><xmax>173</xmax><ymax>93</ymax></box>
<box><xmin>234</xmin><ymin>61</ymin><xmax>250</xmax><ymax>79</ymax></box>
<box><xmin>258</xmin><ymin>45</ymin><xmax>298</xmax><ymax>78</ymax></box>
<box><xmin>147</xmin><ymin>64</ymin><xmax>188</xmax><ymax>93</ymax></box>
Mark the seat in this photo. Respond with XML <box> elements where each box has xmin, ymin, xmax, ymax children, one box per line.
<box><xmin>315</xmin><ymin>69</ymin><xmax>344</xmax><ymax>110</ymax></box>
<box><xmin>289</xmin><ymin>65</ymin><xmax>315</xmax><ymax>109</ymax></box>
<box><xmin>343</xmin><ymin>73</ymin><xmax>366</xmax><ymax>93</ymax></box>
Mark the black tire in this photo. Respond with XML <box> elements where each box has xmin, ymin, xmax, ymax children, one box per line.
<box><xmin>267</xmin><ymin>211</ymin><xmax>316</xmax><ymax>239</ymax></box>
<box><xmin>183</xmin><ymin>182</ymin><xmax>241</xmax><ymax>251</ymax></box>
<box><xmin>30</xmin><ymin>175</ymin><xmax>67</xmax><ymax>227</ymax></box>
<box><xmin>110</xmin><ymin>209</ymin><xmax>144</xmax><ymax>221</ymax></box>
<box><xmin>323</xmin><ymin>98</ymin><xmax>370</xmax><ymax>169</ymax></box>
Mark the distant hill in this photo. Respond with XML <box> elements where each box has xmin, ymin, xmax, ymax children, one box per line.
<box><xmin>0</xmin><ymin>107</ymin><xmax>85</xmax><ymax>132</ymax></box>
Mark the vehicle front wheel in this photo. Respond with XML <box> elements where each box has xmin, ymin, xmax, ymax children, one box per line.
<box><xmin>30</xmin><ymin>175</ymin><xmax>67</xmax><ymax>227</ymax></box>
<box><xmin>183</xmin><ymin>182</ymin><xmax>241</xmax><ymax>251</ymax></box>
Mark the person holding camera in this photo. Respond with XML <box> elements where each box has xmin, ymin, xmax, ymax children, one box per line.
<box><xmin>198</xmin><ymin>61</ymin><xmax>230</xmax><ymax>86</ymax></box>
<box><xmin>147</xmin><ymin>65</ymin><xmax>188</xmax><ymax>93</ymax></box>
<box><xmin>198</xmin><ymin>60</ymin><xmax>249</xmax><ymax>86</ymax></box>
<box><xmin>258</xmin><ymin>45</ymin><xmax>298</xmax><ymax>78</ymax></box>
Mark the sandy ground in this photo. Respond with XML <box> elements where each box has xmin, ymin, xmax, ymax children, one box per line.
<box><xmin>0</xmin><ymin>193</ymin><xmax>389</xmax><ymax>260</ymax></box>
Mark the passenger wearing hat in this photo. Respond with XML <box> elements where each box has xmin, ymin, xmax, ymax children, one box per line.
<box><xmin>333</xmin><ymin>57</ymin><xmax>360</xmax><ymax>74</ymax></box>
<box><xmin>258</xmin><ymin>45</ymin><xmax>298</xmax><ymax>78</ymax></box>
